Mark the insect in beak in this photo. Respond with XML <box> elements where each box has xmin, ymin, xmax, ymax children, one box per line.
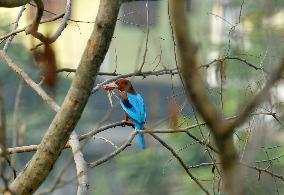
<box><xmin>101</xmin><ymin>82</ymin><xmax>118</xmax><ymax>91</ymax></box>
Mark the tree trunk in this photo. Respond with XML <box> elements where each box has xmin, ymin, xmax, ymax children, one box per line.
<box><xmin>9</xmin><ymin>1</ymin><xmax>122</xmax><ymax>194</ymax></box>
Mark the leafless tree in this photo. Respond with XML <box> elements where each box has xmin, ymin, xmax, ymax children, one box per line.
<box><xmin>0</xmin><ymin>0</ymin><xmax>283</xmax><ymax>195</ymax></box>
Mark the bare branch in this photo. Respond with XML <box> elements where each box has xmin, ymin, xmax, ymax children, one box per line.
<box><xmin>89</xmin><ymin>129</ymin><xmax>208</xmax><ymax>195</ymax></box>
<box><xmin>170</xmin><ymin>1</ymin><xmax>224</xmax><ymax>136</ymax></box>
<box><xmin>200</xmin><ymin>56</ymin><xmax>262</xmax><ymax>71</ymax></box>
<box><xmin>138</xmin><ymin>0</ymin><xmax>150</xmax><ymax>72</ymax></box>
<box><xmin>170</xmin><ymin>1</ymin><xmax>241</xmax><ymax>194</ymax></box>
<box><xmin>225</xmin><ymin>56</ymin><xmax>284</xmax><ymax>134</ymax></box>
<box><xmin>92</xmin><ymin>68</ymin><xmax>178</xmax><ymax>93</ymax></box>
<box><xmin>11</xmin><ymin>81</ymin><xmax>23</xmax><ymax>168</ymax></box>
<box><xmin>0</xmin><ymin>50</ymin><xmax>89</xmax><ymax>194</ymax></box>
<box><xmin>89</xmin><ymin>131</ymin><xmax>136</xmax><ymax>168</ymax></box>
<box><xmin>94</xmin><ymin>136</ymin><xmax>119</xmax><ymax>149</ymax></box>
<box><xmin>0</xmin><ymin>82</ymin><xmax>11</xmax><ymax>194</ymax></box>
<box><xmin>5</xmin><ymin>122</ymin><xmax>134</xmax><ymax>155</ymax></box>
<box><xmin>4</xmin><ymin>112</ymin><xmax>275</xmax><ymax>155</ymax></box>
<box><xmin>79</xmin><ymin>121</ymin><xmax>134</xmax><ymax>141</ymax></box>
<box><xmin>35</xmin><ymin>155</ymin><xmax>76</xmax><ymax>195</ymax></box>
<box><xmin>0</xmin><ymin>51</ymin><xmax>59</xmax><ymax>111</ymax></box>
<box><xmin>0</xmin><ymin>0</ymin><xmax>29</xmax><ymax>7</ymax></box>
<box><xmin>185</xmin><ymin>131</ymin><xmax>218</xmax><ymax>153</ymax></box>
<box><xmin>187</xmin><ymin>161</ymin><xmax>284</xmax><ymax>183</ymax></box>
<box><xmin>69</xmin><ymin>132</ymin><xmax>88</xmax><ymax>195</ymax></box>
<box><xmin>3</xmin><ymin>5</ymin><xmax>26</xmax><ymax>52</ymax></box>
<box><xmin>150</xmin><ymin>133</ymin><xmax>210</xmax><ymax>195</ymax></box>
<box><xmin>0</xmin><ymin>13</ymin><xmax>65</xmax><ymax>41</ymax></box>
<box><xmin>31</xmin><ymin>0</ymin><xmax>72</xmax><ymax>49</ymax></box>
<box><xmin>1</xmin><ymin>0</ymin><xmax>71</xmax><ymax>46</ymax></box>
<box><xmin>240</xmin><ymin>162</ymin><xmax>284</xmax><ymax>182</ymax></box>
<box><xmin>0</xmin><ymin>82</ymin><xmax>6</xmax><ymax>155</ymax></box>
<box><xmin>58</xmin><ymin>67</ymin><xmax>178</xmax><ymax>78</ymax></box>
<box><xmin>6</xmin><ymin>145</ymin><xmax>44</xmax><ymax>154</ymax></box>
<box><xmin>9</xmin><ymin>0</ymin><xmax>122</xmax><ymax>193</ymax></box>
<box><xmin>25</xmin><ymin>0</ymin><xmax>44</xmax><ymax>36</ymax></box>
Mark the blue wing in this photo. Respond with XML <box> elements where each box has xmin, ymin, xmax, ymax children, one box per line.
<box><xmin>120</xmin><ymin>93</ymin><xmax>146</xmax><ymax>124</ymax></box>
<box><xmin>120</xmin><ymin>93</ymin><xmax>146</xmax><ymax>149</ymax></box>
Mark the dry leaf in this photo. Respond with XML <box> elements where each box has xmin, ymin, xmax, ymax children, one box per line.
<box><xmin>18</xmin><ymin>122</ymin><xmax>26</xmax><ymax>145</ymax></box>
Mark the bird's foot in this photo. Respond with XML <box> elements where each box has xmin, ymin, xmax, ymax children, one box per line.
<box><xmin>121</xmin><ymin>120</ymin><xmax>128</xmax><ymax>127</ymax></box>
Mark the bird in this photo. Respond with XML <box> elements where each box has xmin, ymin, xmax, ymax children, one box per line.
<box><xmin>102</xmin><ymin>79</ymin><xmax>147</xmax><ymax>149</ymax></box>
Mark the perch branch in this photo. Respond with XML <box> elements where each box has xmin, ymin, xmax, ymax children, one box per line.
<box><xmin>92</xmin><ymin>68</ymin><xmax>178</xmax><ymax>93</ymax></box>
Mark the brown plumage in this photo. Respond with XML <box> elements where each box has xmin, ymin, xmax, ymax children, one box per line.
<box><xmin>115</xmin><ymin>79</ymin><xmax>136</xmax><ymax>94</ymax></box>
<box><xmin>32</xmin><ymin>43</ymin><xmax>57</xmax><ymax>90</ymax></box>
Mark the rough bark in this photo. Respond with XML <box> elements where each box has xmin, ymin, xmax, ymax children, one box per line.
<box><xmin>9</xmin><ymin>0</ymin><xmax>122</xmax><ymax>194</ymax></box>
<box><xmin>0</xmin><ymin>0</ymin><xmax>30</xmax><ymax>7</ymax></box>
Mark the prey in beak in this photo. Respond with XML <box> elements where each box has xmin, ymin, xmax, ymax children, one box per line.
<box><xmin>101</xmin><ymin>82</ymin><xmax>118</xmax><ymax>91</ymax></box>
<box><xmin>101</xmin><ymin>82</ymin><xmax>118</xmax><ymax>107</ymax></box>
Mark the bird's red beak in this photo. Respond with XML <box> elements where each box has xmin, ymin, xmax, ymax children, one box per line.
<box><xmin>101</xmin><ymin>82</ymin><xmax>118</xmax><ymax>91</ymax></box>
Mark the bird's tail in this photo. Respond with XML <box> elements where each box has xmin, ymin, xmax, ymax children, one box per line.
<box><xmin>134</xmin><ymin>122</ymin><xmax>145</xmax><ymax>149</ymax></box>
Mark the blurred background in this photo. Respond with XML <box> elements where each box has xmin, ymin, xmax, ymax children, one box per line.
<box><xmin>1</xmin><ymin>0</ymin><xmax>284</xmax><ymax>194</ymax></box>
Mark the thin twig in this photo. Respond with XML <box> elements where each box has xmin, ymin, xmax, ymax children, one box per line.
<box><xmin>89</xmin><ymin>131</ymin><xmax>136</xmax><ymax>168</ymax></box>
<box><xmin>138</xmin><ymin>0</ymin><xmax>150</xmax><ymax>72</ymax></box>
<box><xmin>150</xmin><ymin>133</ymin><xmax>210</xmax><ymax>195</ymax></box>
<box><xmin>3</xmin><ymin>5</ymin><xmax>26</xmax><ymax>52</ymax></box>
<box><xmin>91</xmin><ymin>68</ymin><xmax>178</xmax><ymax>93</ymax></box>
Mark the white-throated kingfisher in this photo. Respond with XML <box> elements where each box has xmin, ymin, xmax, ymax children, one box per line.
<box><xmin>102</xmin><ymin>79</ymin><xmax>147</xmax><ymax>149</ymax></box>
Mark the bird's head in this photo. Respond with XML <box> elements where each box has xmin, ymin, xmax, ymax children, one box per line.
<box><xmin>115</xmin><ymin>79</ymin><xmax>131</xmax><ymax>91</ymax></box>
<box><xmin>102</xmin><ymin>79</ymin><xmax>136</xmax><ymax>93</ymax></box>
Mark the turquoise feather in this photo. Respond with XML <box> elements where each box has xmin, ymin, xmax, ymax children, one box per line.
<box><xmin>120</xmin><ymin>93</ymin><xmax>146</xmax><ymax>149</ymax></box>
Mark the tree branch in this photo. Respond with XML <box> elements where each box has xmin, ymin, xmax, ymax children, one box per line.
<box><xmin>8</xmin><ymin>0</ymin><xmax>122</xmax><ymax>194</ymax></box>
<box><xmin>0</xmin><ymin>13</ymin><xmax>64</xmax><ymax>41</ymax></box>
<box><xmin>3</xmin><ymin>5</ymin><xmax>26</xmax><ymax>52</ymax></box>
<box><xmin>89</xmin><ymin>131</ymin><xmax>136</xmax><ymax>168</ymax></box>
<box><xmin>170</xmin><ymin>1</ymin><xmax>241</xmax><ymax>194</ymax></box>
<box><xmin>4</xmin><ymin>112</ymin><xmax>275</xmax><ymax>155</ymax></box>
<box><xmin>0</xmin><ymin>0</ymin><xmax>30</xmax><ymax>7</ymax></box>
<box><xmin>225</xmin><ymin>56</ymin><xmax>284</xmax><ymax>134</ymax></box>
<box><xmin>0</xmin><ymin>51</ymin><xmax>59</xmax><ymax>111</ymax></box>
<box><xmin>5</xmin><ymin>122</ymin><xmax>134</xmax><ymax>155</ymax></box>
<box><xmin>92</xmin><ymin>68</ymin><xmax>178</xmax><ymax>93</ymax></box>
<box><xmin>150</xmin><ymin>133</ymin><xmax>210</xmax><ymax>195</ymax></box>
<box><xmin>0</xmin><ymin>51</ymin><xmax>89</xmax><ymax>195</ymax></box>
<box><xmin>69</xmin><ymin>132</ymin><xmax>88</xmax><ymax>195</ymax></box>
<box><xmin>199</xmin><ymin>56</ymin><xmax>262</xmax><ymax>70</ymax></box>
<box><xmin>31</xmin><ymin>0</ymin><xmax>72</xmax><ymax>49</ymax></box>
<box><xmin>0</xmin><ymin>82</ymin><xmax>6</xmax><ymax>156</ymax></box>
<box><xmin>57</xmin><ymin>67</ymin><xmax>178</xmax><ymax>78</ymax></box>
<box><xmin>24</xmin><ymin>0</ymin><xmax>44</xmax><ymax>36</ymax></box>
